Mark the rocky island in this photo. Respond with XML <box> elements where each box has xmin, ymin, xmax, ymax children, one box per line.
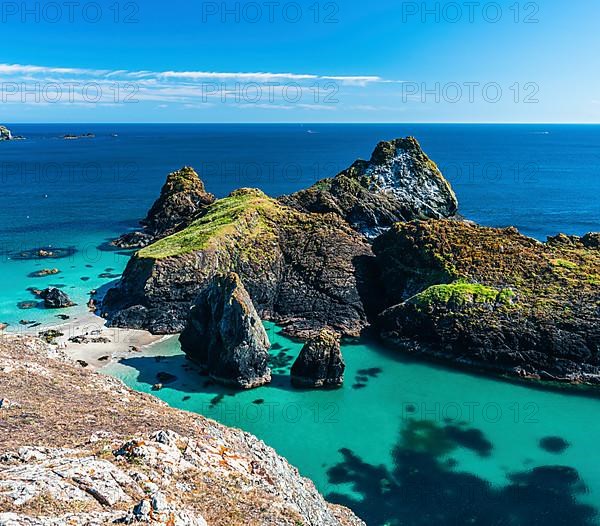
<box><xmin>375</xmin><ymin>221</ymin><xmax>600</xmax><ymax>383</ymax></box>
<box><xmin>103</xmin><ymin>187</ymin><xmax>373</xmax><ymax>337</ymax></box>
<box><xmin>102</xmin><ymin>137</ymin><xmax>599</xmax><ymax>387</ymax></box>
<box><xmin>0</xmin><ymin>125</ymin><xmax>25</xmax><ymax>141</ymax></box>
<box><xmin>0</xmin><ymin>125</ymin><xmax>13</xmax><ymax>141</ymax></box>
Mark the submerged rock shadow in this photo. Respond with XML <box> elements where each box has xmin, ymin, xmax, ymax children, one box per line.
<box><xmin>326</xmin><ymin>418</ymin><xmax>597</xmax><ymax>526</ymax></box>
<box><xmin>119</xmin><ymin>350</ymin><xmax>301</xmax><ymax>399</ymax></box>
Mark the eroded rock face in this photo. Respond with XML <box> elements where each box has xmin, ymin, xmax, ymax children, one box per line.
<box><xmin>281</xmin><ymin>137</ymin><xmax>458</xmax><ymax>238</ymax></box>
<box><xmin>112</xmin><ymin>166</ymin><xmax>215</xmax><ymax>248</ymax></box>
<box><xmin>40</xmin><ymin>288</ymin><xmax>74</xmax><ymax>309</ymax></box>
<box><xmin>103</xmin><ymin>188</ymin><xmax>374</xmax><ymax>337</ymax></box>
<box><xmin>141</xmin><ymin>166</ymin><xmax>216</xmax><ymax>238</ymax></box>
<box><xmin>291</xmin><ymin>328</ymin><xmax>345</xmax><ymax>388</ymax></box>
<box><xmin>180</xmin><ymin>272</ymin><xmax>272</xmax><ymax>389</ymax></box>
<box><xmin>374</xmin><ymin>220</ymin><xmax>600</xmax><ymax>385</ymax></box>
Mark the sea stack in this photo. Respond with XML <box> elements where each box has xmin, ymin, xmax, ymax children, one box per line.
<box><xmin>112</xmin><ymin>166</ymin><xmax>215</xmax><ymax>248</ymax></box>
<box><xmin>291</xmin><ymin>328</ymin><xmax>345</xmax><ymax>388</ymax></box>
<box><xmin>180</xmin><ymin>272</ymin><xmax>272</xmax><ymax>389</ymax></box>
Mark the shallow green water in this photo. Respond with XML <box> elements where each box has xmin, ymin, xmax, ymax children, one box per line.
<box><xmin>104</xmin><ymin>322</ymin><xmax>600</xmax><ymax>526</ymax></box>
<box><xmin>0</xmin><ymin>233</ymin><xmax>131</xmax><ymax>336</ymax></box>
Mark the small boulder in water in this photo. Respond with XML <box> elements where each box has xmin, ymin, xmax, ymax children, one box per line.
<box><xmin>291</xmin><ymin>328</ymin><xmax>345</xmax><ymax>389</ymax></box>
<box><xmin>29</xmin><ymin>268</ymin><xmax>60</xmax><ymax>278</ymax></box>
<box><xmin>41</xmin><ymin>287</ymin><xmax>75</xmax><ymax>309</ymax></box>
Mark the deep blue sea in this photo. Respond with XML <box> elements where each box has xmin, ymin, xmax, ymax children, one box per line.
<box><xmin>1</xmin><ymin>124</ymin><xmax>599</xmax><ymax>525</ymax></box>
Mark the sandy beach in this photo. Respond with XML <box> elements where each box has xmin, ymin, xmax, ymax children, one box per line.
<box><xmin>6</xmin><ymin>309</ymin><xmax>168</xmax><ymax>371</ymax></box>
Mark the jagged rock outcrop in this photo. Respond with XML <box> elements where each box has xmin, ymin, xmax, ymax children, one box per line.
<box><xmin>179</xmin><ymin>273</ymin><xmax>272</xmax><ymax>389</ymax></box>
<box><xmin>281</xmin><ymin>137</ymin><xmax>458</xmax><ymax>238</ymax></box>
<box><xmin>291</xmin><ymin>328</ymin><xmax>345</xmax><ymax>388</ymax></box>
<box><xmin>103</xmin><ymin>188</ymin><xmax>374</xmax><ymax>337</ymax></box>
<box><xmin>104</xmin><ymin>139</ymin><xmax>459</xmax><ymax>337</ymax></box>
<box><xmin>374</xmin><ymin>220</ymin><xmax>600</xmax><ymax>385</ymax></box>
<box><xmin>0</xmin><ymin>336</ymin><xmax>365</xmax><ymax>526</ymax></box>
<box><xmin>112</xmin><ymin>167</ymin><xmax>215</xmax><ymax>248</ymax></box>
<box><xmin>40</xmin><ymin>288</ymin><xmax>74</xmax><ymax>309</ymax></box>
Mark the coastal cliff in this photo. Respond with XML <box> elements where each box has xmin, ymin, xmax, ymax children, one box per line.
<box><xmin>0</xmin><ymin>336</ymin><xmax>364</xmax><ymax>526</ymax></box>
<box><xmin>374</xmin><ymin>220</ymin><xmax>600</xmax><ymax>384</ymax></box>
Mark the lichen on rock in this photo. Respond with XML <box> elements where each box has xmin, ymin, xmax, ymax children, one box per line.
<box><xmin>281</xmin><ymin>137</ymin><xmax>458</xmax><ymax>238</ymax></box>
<box><xmin>374</xmin><ymin>220</ymin><xmax>600</xmax><ymax>384</ymax></box>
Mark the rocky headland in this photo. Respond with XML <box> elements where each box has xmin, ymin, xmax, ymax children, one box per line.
<box><xmin>375</xmin><ymin>220</ymin><xmax>600</xmax><ymax>384</ymax></box>
<box><xmin>0</xmin><ymin>336</ymin><xmax>364</xmax><ymax>526</ymax></box>
<box><xmin>101</xmin><ymin>137</ymin><xmax>599</xmax><ymax>387</ymax></box>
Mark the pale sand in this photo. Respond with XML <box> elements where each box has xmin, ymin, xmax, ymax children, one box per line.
<box><xmin>41</xmin><ymin>311</ymin><xmax>167</xmax><ymax>371</ymax></box>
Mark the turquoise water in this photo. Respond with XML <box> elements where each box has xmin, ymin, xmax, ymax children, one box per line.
<box><xmin>104</xmin><ymin>323</ymin><xmax>600</xmax><ymax>526</ymax></box>
<box><xmin>2</xmin><ymin>124</ymin><xmax>599</xmax><ymax>524</ymax></box>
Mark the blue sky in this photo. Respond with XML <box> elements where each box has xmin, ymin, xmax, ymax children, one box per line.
<box><xmin>1</xmin><ymin>0</ymin><xmax>598</xmax><ymax>122</ymax></box>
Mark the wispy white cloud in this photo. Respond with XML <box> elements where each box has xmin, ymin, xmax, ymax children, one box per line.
<box><xmin>0</xmin><ymin>63</ymin><xmax>110</xmax><ymax>76</ymax></box>
<box><xmin>0</xmin><ymin>62</ymin><xmax>401</xmax><ymax>111</ymax></box>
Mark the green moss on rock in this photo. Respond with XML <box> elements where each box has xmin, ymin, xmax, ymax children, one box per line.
<box><xmin>409</xmin><ymin>282</ymin><xmax>515</xmax><ymax>310</ymax></box>
<box><xmin>138</xmin><ymin>189</ymin><xmax>282</xmax><ymax>260</ymax></box>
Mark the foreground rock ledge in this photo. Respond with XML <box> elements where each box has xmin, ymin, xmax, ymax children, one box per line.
<box><xmin>0</xmin><ymin>336</ymin><xmax>364</xmax><ymax>526</ymax></box>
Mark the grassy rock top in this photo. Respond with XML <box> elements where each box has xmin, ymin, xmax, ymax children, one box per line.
<box><xmin>139</xmin><ymin>188</ymin><xmax>282</xmax><ymax>259</ymax></box>
<box><xmin>375</xmin><ymin>220</ymin><xmax>600</xmax><ymax>312</ymax></box>
<box><xmin>409</xmin><ymin>281</ymin><xmax>516</xmax><ymax>311</ymax></box>
<box><xmin>163</xmin><ymin>165</ymin><xmax>209</xmax><ymax>192</ymax></box>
